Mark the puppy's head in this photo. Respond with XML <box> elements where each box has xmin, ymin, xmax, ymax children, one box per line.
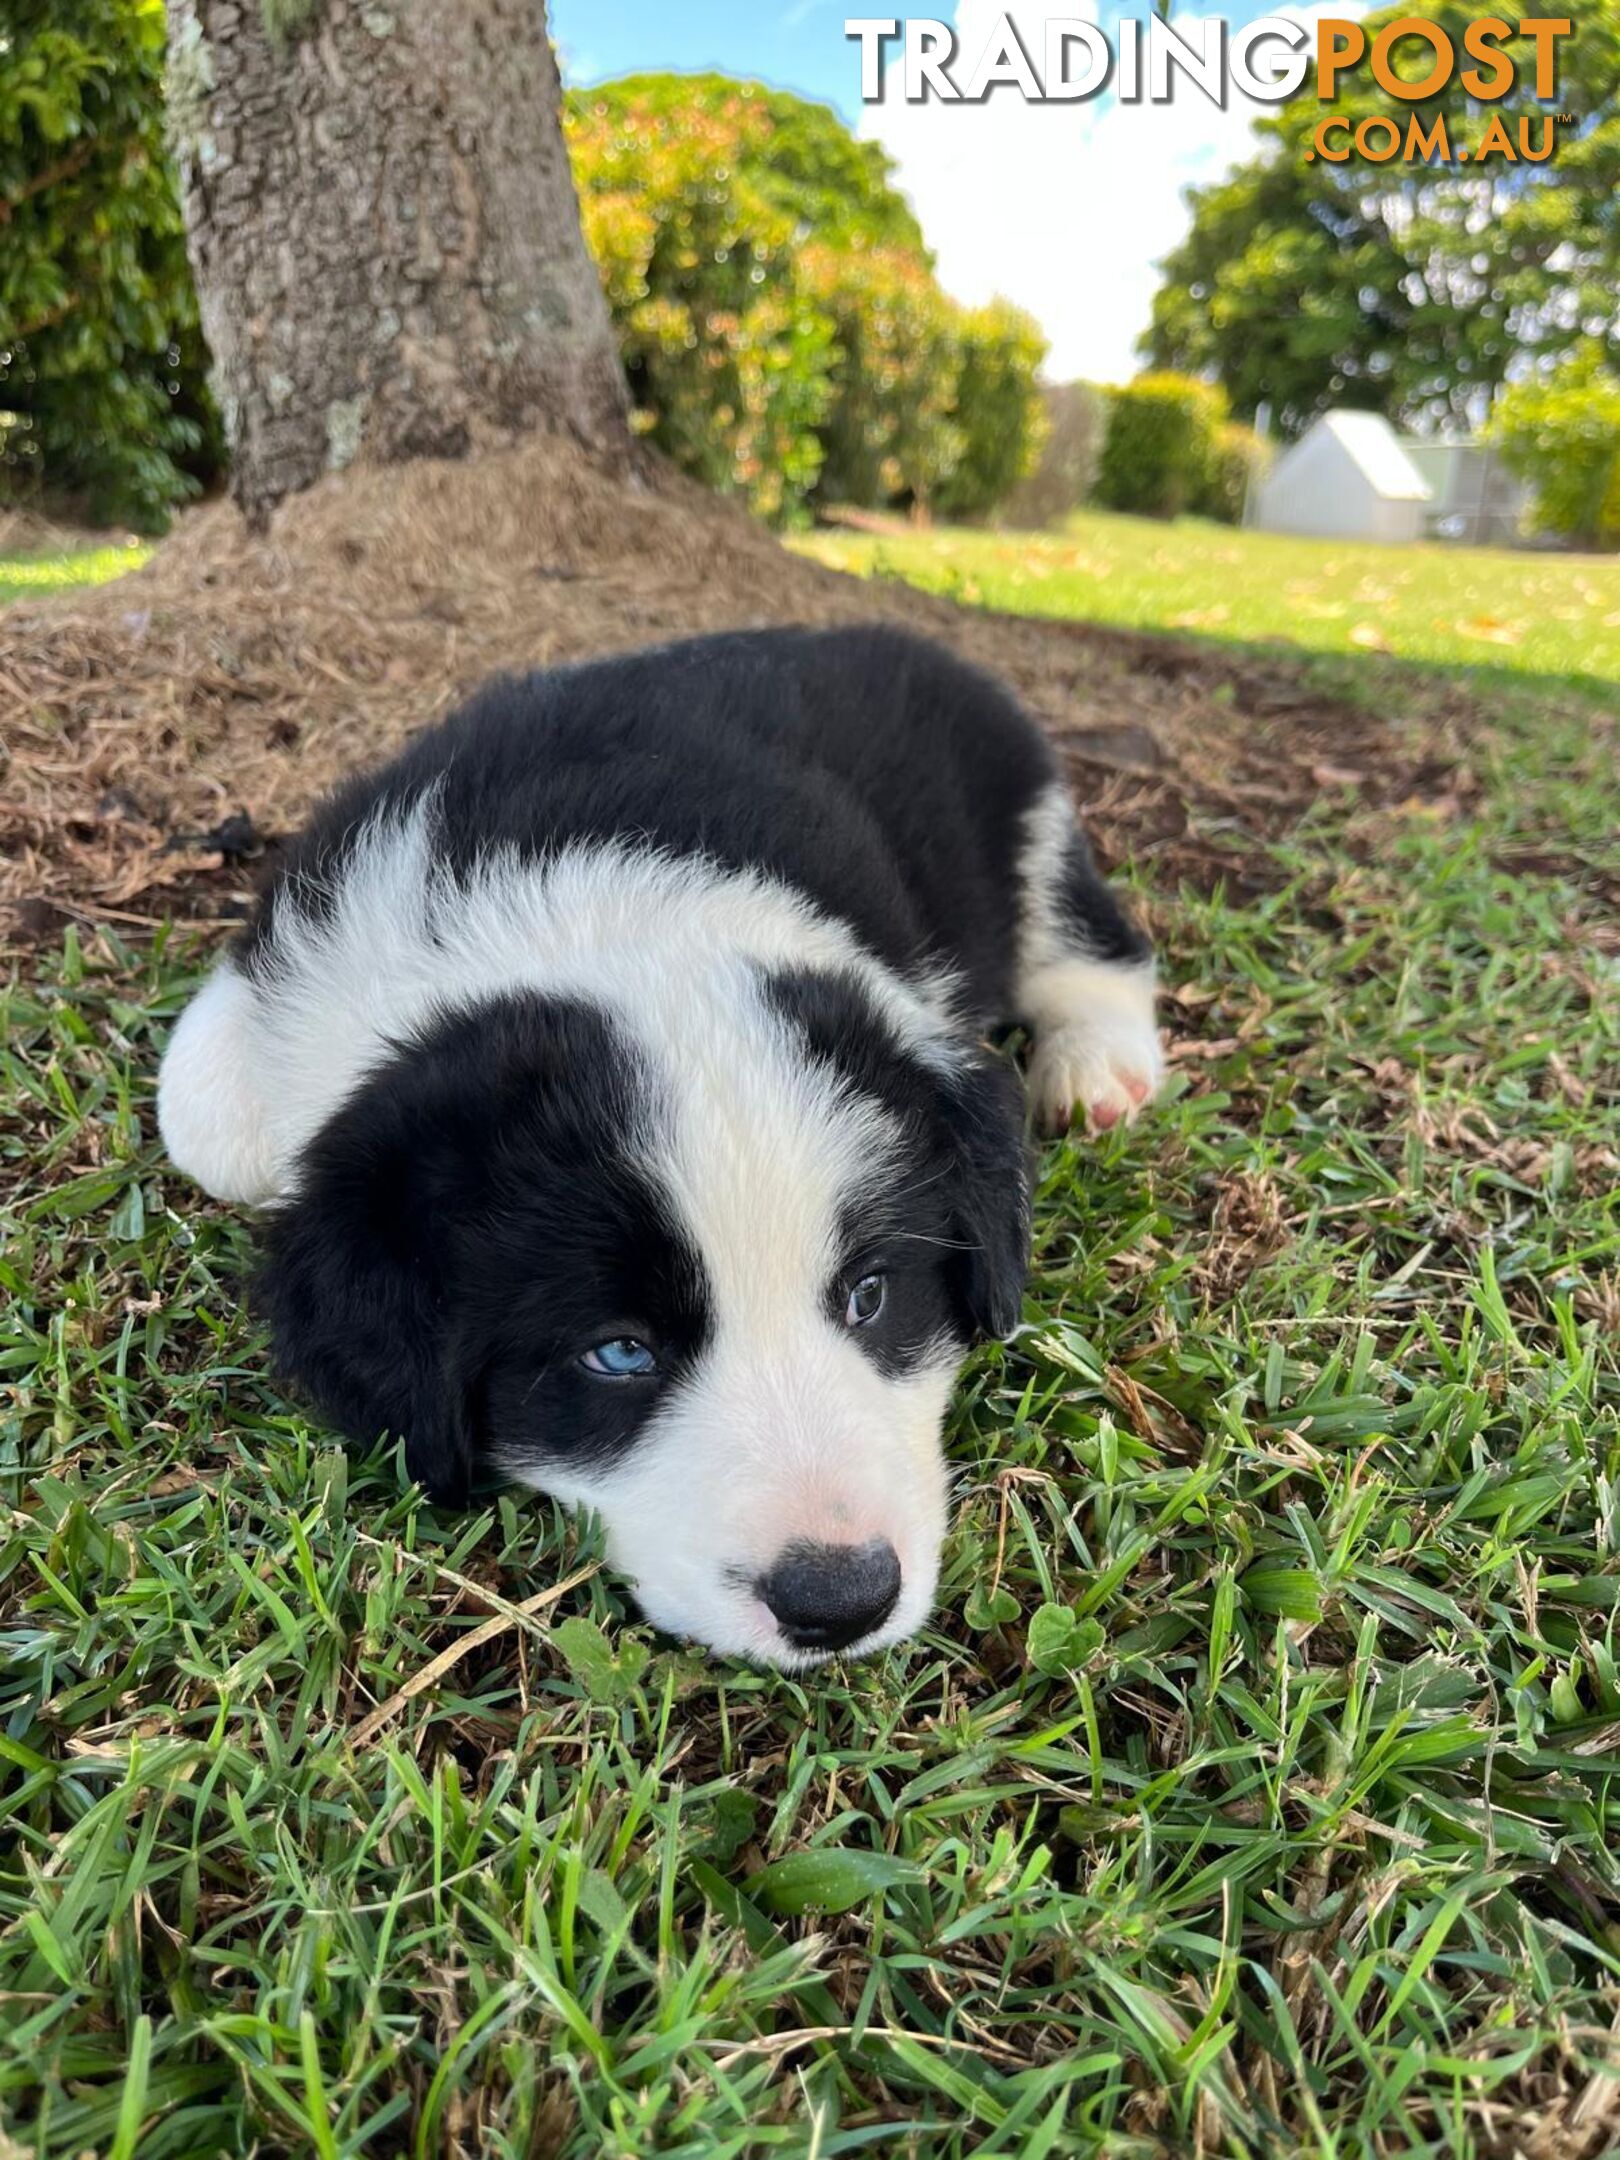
<box><xmin>259</xmin><ymin>971</ymin><xmax>1028</xmax><ymax>1663</ymax></box>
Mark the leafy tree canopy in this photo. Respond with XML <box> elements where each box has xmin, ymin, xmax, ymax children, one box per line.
<box><xmin>580</xmin><ymin>71</ymin><xmax>928</xmax><ymax>258</ymax></box>
<box><xmin>1490</xmin><ymin>341</ymin><xmax>1620</xmax><ymax>547</ymax></box>
<box><xmin>0</xmin><ymin>0</ymin><xmax>219</xmax><ymax>528</ymax></box>
<box><xmin>1146</xmin><ymin>0</ymin><xmax>1620</xmax><ymax>437</ymax></box>
<box><xmin>566</xmin><ymin>73</ymin><xmax>1045</xmax><ymax>521</ymax></box>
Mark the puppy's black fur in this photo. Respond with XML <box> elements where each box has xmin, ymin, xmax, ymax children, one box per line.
<box><xmin>255</xmin><ymin>994</ymin><xmax>706</xmax><ymax>1504</ymax></box>
<box><xmin>247</xmin><ymin>624</ymin><xmax>1146</xmax><ymax>1016</ymax></box>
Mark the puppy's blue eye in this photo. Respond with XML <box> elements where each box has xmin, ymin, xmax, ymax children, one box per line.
<box><xmin>580</xmin><ymin>1337</ymin><xmax>657</xmax><ymax>1378</ymax></box>
<box><xmin>844</xmin><ymin>1273</ymin><xmax>886</xmax><ymax>1327</ymax></box>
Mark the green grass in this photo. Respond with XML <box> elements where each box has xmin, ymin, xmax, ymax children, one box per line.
<box><xmin>794</xmin><ymin>511</ymin><xmax>1620</xmax><ymax>685</ymax></box>
<box><xmin>0</xmin><ymin>545</ymin><xmax>149</xmax><ymax>610</ymax></box>
<box><xmin>3</xmin><ymin>551</ymin><xmax>1619</xmax><ymax>2152</ymax></box>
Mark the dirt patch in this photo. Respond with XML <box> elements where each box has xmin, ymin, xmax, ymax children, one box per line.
<box><xmin>1192</xmin><ymin>1168</ymin><xmax>1293</xmax><ymax>1301</ymax></box>
<box><xmin>1</xmin><ymin>436</ymin><xmax>1486</xmax><ymax>945</ymax></box>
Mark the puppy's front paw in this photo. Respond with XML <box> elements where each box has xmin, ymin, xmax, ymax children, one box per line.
<box><xmin>1028</xmin><ymin>1017</ymin><xmax>1163</xmax><ymax>1140</ymax></box>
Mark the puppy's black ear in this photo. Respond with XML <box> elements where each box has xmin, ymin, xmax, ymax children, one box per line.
<box><xmin>939</xmin><ymin>1048</ymin><xmax>1031</xmax><ymax>1340</ymax></box>
<box><xmin>254</xmin><ymin>1072</ymin><xmax>478</xmax><ymax>1506</ymax></box>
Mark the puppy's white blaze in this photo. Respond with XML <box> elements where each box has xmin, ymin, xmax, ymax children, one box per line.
<box><xmin>643</xmin><ymin>967</ymin><xmax>898</xmax><ymax>1310</ymax></box>
<box><xmin>161</xmin><ymin>795</ymin><xmax>962</xmax><ymax>1203</ymax></box>
<box><xmin>514</xmin><ymin>962</ymin><xmax>958</xmax><ymax>1662</ymax></box>
<box><xmin>529</xmin><ymin>1346</ymin><xmax>957</xmax><ymax>1665</ymax></box>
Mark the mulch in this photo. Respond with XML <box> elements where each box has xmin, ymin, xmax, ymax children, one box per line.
<box><xmin>0</xmin><ymin>435</ymin><xmax>1491</xmax><ymax>950</ymax></box>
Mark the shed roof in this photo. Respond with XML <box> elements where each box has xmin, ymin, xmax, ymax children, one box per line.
<box><xmin>1306</xmin><ymin>411</ymin><xmax>1432</xmax><ymax>501</ymax></box>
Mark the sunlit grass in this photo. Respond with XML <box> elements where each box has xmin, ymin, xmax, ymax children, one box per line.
<box><xmin>0</xmin><ymin>543</ymin><xmax>149</xmax><ymax>609</ymax></box>
<box><xmin>795</xmin><ymin>511</ymin><xmax>1620</xmax><ymax>684</ymax></box>
<box><xmin>3</xmin><ymin>666</ymin><xmax>1616</xmax><ymax>2152</ymax></box>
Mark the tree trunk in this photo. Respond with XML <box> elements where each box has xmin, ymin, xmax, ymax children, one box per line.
<box><xmin>163</xmin><ymin>0</ymin><xmax>630</xmax><ymax>523</ymax></box>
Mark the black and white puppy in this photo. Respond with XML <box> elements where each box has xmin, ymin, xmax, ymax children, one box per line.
<box><xmin>158</xmin><ymin>626</ymin><xmax>1159</xmax><ymax>1664</ymax></box>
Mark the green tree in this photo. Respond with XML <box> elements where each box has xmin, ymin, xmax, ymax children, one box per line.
<box><xmin>0</xmin><ymin>0</ymin><xmax>219</xmax><ymax>527</ymax></box>
<box><xmin>1147</xmin><ymin>0</ymin><xmax>1620</xmax><ymax>437</ymax></box>
<box><xmin>566</xmin><ymin>73</ymin><xmax>1045</xmax><ymax>521</ymax></box>
<box><xmin>935</xmin><ymin>302</ymin><xmax>1050</xmax><ymax>520</ymax></box>
<box><xmin>565</xmin><ymin>75</ymin><xmax>837</xmax><ymax>520</ymax></box>
<box><xmin>1490</xmin><ymin>344</ymin><xmax>1620</xmax><ymax>548</ymax></box>
<box><xmin>805</xmin><ymin>241</ymin><xmax>961</xmax><ymax>513</ymax></box>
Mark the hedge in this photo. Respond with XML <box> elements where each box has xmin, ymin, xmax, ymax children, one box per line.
<box><xmin>1490</xmin><ymin>345</ymin><xmax>1620</xmax><ymax>551</ymax></box>
<box><xmin>1095</xmin><ymin>372</ymin><xmax>1263</xmax><ymax>525</ymax></box>
<box><xmin>565</xmin><ymin>74</ymin><xmax>1046</xmax><ymax>523</ymax></box>
<box><xmin>1</xmin><ymin>0</ymin><xmax>220</xmax><ymax>529</ymax></box>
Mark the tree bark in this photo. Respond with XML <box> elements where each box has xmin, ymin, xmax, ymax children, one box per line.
<box><xmin>163</xmin><ymin>0</ymin><xmax>630</xmax><ymax>523</ymax></box>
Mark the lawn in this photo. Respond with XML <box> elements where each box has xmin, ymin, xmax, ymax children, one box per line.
<box><xmin>795</xmin><ymin>511</ymin><xmax>1620</xmax><ymax>686</ymax></box>
<box><xmin>2</xmin><ymin>541</ymin><xmax>1619</xmax><ymax>2156</ymax></box>
<box><xmin>0</xmin><ymin>544</ymin><xmax>150</xmax><ymax>611</ymax></box>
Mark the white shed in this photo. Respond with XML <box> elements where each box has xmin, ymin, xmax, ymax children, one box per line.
<box><xmin>1253</xmin><ymin>411</ymin><xmax>1432</xmax><ymax>545</ymax></box>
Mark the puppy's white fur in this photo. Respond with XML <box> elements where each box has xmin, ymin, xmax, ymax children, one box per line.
<box><xmin>158</xmin><ymin>962</ymin><xmax>282</xmax><ymax>1207</ymax></box>
<box><xmin>159</xmin><ymin>794</ymin><xmax>959</xmax><ymax>1207</ymax></box>
<box><xmin>1015</xmin><ymin>783</ymin><xmax>1163</xmax><ymax>1134</ymax></box>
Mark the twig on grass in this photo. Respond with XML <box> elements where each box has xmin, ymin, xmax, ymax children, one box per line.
<box><xmin>708</xmin><ymin>2023</ymin><xmax>1032</xmax><ymax>2070</ymax></box>
<box><xmin>344</xmin><ymin>1555</ymin><xmax>599</xmax><ymax>1749</ymax></box>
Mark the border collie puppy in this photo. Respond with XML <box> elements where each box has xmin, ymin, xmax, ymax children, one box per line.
<box><xmin>158</xmin><ymin>626</ymin><xmax>1159</xmax><ymax>1665</ymax></box>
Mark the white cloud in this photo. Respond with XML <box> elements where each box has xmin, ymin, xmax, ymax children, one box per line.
<box><xmin>859</xmin><ymin>1</ymin><xmax>1361</xmax><ymax>384</ymax></box>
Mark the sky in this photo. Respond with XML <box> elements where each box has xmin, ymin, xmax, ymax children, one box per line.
<box><xmin>550</xmin><ymin>0</ymin><xmax>1362</xmax><ymax>384</ymax></box>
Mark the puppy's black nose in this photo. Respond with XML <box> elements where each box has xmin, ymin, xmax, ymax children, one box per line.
<box><xmin>756</xmin><ymin>1538</ymin><xmax>902</xmax><ymax>1652</ymax></box>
